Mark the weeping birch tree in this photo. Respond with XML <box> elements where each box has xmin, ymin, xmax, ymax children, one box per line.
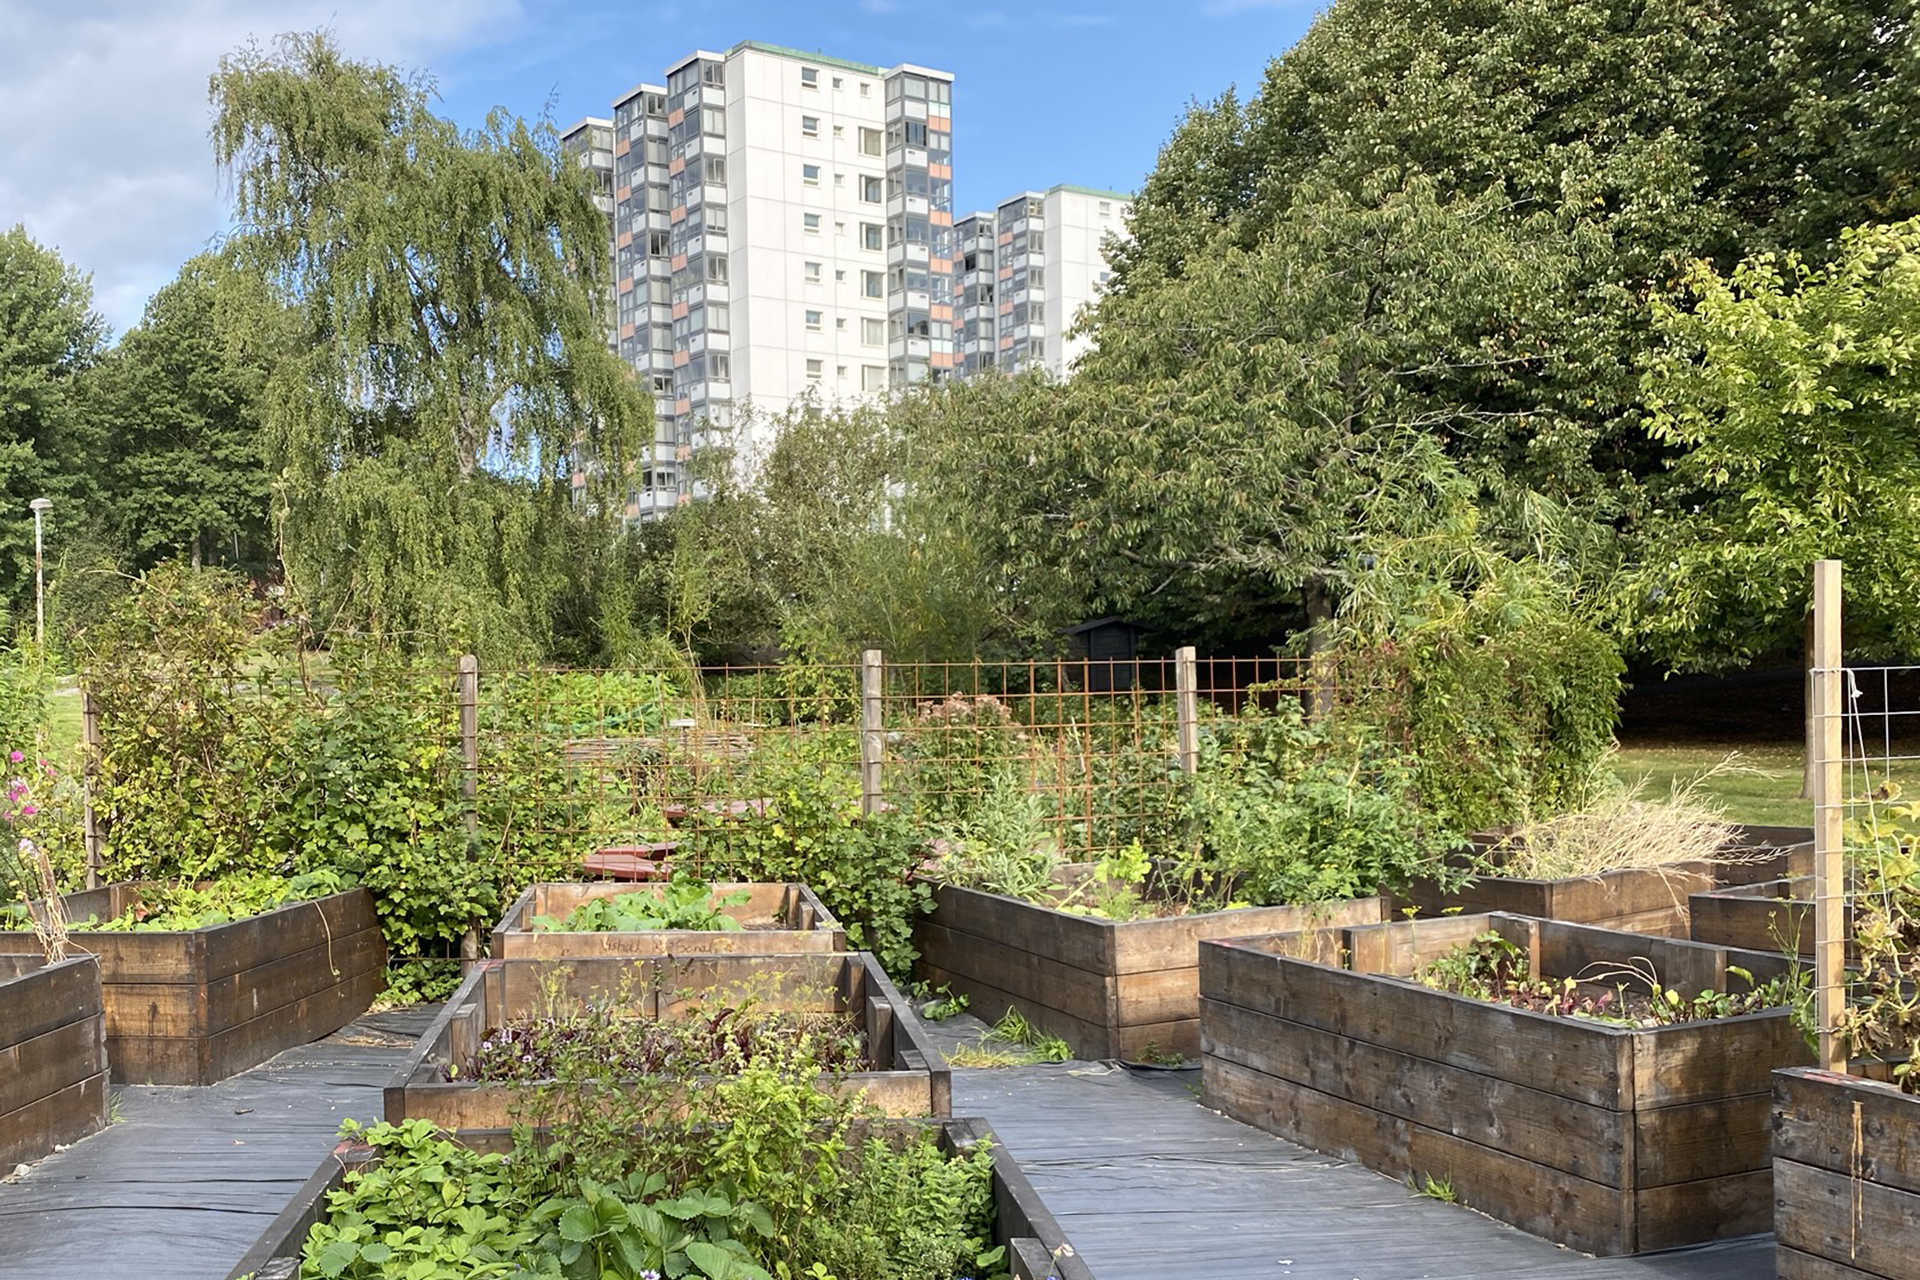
<box><xmin>209</xmin><ymin>32</ymin><xmax>645</xmax><ymax>657</ymax></box>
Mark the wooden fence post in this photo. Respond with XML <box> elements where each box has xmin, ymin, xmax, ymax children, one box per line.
<box><xmin>1175</xmin><ymin>646</ymin><xmax>1200</xmax><ymax>775</ymax></box>
<box><xmin>1811</xmin><ymin>560</ymin><xmax>1845</xmax><ymax>1073</ymax></box>
<box><xmin>80</xmin><ymin>688</ymin><xmax>102</xmax><ymax>890</ymax></box>
<box><xmin>457</xmin><ymin>654</ymin><xmax>481</xmax><ymax>970</ymax></box>
<box><xmin>861</xmin><ymin>650</ymin><xmax>884</xmax><ymax>816</ymax></box>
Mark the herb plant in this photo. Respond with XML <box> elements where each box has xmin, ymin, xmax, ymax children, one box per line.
<box><xmin>532</xmin><ymin>877</ymin><xmax>749</xmax><ymax>933</ymax></box>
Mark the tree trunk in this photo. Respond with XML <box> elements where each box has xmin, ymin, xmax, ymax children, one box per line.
<box><xmin>191</xmin><ymin>531</ymin><xmax>202</xmax><ymax>571</ymax></box>
<box><xmin>1303</xmin><ymin>575</ymin><xmax>1336</xmax><ymax>721</ymax></box>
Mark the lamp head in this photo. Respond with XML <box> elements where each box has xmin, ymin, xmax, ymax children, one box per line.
<box><xmin>28</xmin><ymin>498</ymin><xmax>51</xmax><ymax>514</ymax></box>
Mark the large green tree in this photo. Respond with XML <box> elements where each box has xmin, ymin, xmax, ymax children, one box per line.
<box><xmin>0</xmin><ymin>225</ymin><xmax>103</xmax><ymax>620</ymax></box>
<box><xmin>209</xmin><ymin>31</ymin><xmax>647</xmax><ymax>657</ymax></box>
<box><xmin>967</xmin><ymin>176</ymin><xmax>1603</xmax><ymax>649</ymax></box>
<box><xmin>86</xmin><ymin>253</ymin><xmax>277</xmax><ymax>574</ymax></box>
<box><xmin>1626</xmin><ymin>218</ymin><xmax>1920</xmax><ymax>667</ymax></box>
<box><xmin>1089</xmin><ymin>0</ymin><xmax>1920</xmax><ymax>654</ymax></box>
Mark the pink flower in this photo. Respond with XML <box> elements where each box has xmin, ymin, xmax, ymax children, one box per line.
<box><xmin>7</xmin><ymin>751</ymin><xmax>20</xmax><ymax>763</ymax></box>
<box><xmin>20</xmin><ymin>805</ymin><xmax>35</xmax><ymax>817</ymax></box>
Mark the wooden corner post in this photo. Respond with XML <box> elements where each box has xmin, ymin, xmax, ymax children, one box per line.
<box><xmin>1175</xmin><ymin>646</ymin><xmax>1200</xmax><ymax>775</ymax></box>
<box><xmin>1811</xmin><ymin>560</ymin><xmax>1845</xmax><ymax>1073</ymax></box>
<box><xmin>860</xmin><ymin>650</ymin><xmax>884</xmax><ymax>817</ymax></box>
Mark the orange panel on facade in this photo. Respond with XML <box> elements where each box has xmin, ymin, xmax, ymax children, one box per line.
<box><xmin>671</xmin><ymin>206</ymin><xmax>686</xmax><ymax>223</ymax></box>
<box><xmin>619</xmin><ymin>322</ymin><xmax>635</xmax><ymax>339</ymax></box>
<box><xmin>668</xmin><ymin>108</ymin><xmax>684</xmax><ymax>127</ymax></box>
<box><xmin>675</xmin><ymin>399</ymin><xmax>691</xmax><ymax>415</ymax></box>
<box><xmin>929</xmin><ymin>164</ymin><xmax>951</xmax><ymax>181</ymax></box>
<box><xmin>673</xmin><ymin>301</ymin><xmax>688</xmax><ymax>319</ymax></box>
<box><xmin>674</xmin><ymin>350</ymin><xmax>690</xmax><ymax>367</ymax></box>
<box><xmin>618</xmin><ymin>276</ymin><xmax>635</xmax><ymax>294</ymax></box>
<box><xmin>930</xmin><ymin>208</ymin><xmax>952</xmax><ymax>225</ymax></box>
<box><xmin>1000</xmin><ymin>301</ymin><xmax>1015</xmax><ymax>315</ymax></box>
<box><xmin>617</xmin><ymin>185</ymin><xmax>632</xmax><ymax>202</ymax></box>
<box><xmin>931</xmin><ymin>304</ymin><xmax>952</xmax><ymax>321</ymax></box>
<box><xmin>930</xmin><ymin>257</ymin><xmax>952</xmax><ymax>274</ymax></box>
<box><xmin>930</xmin><ymin>115</ymin><xmax>950</xmax><ymax>132</ymax></box>
<box><xmin>617</xmin><ymin>231</ymin><xmax>633</xmax><ymax>248</ymax></box>
<box><xmin>669</xmin><ymin>157</ymin><xmax>684</xmax><ymax>176</ymax></box>
<box><xmin>672</xmin><ymin>254</ymin><xmax>687</xmax><ymax>272</ymax></box>
<box><xmin>615</xmin><ymin>137</ymin><xmax>630</xmax><ymax>157</ymax></box>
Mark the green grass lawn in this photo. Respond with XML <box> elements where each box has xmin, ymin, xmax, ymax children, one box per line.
<box><xmin>1610</xmin><ymin>741</ymin><xmax>1810</xmax><ymax>827</ymax></box>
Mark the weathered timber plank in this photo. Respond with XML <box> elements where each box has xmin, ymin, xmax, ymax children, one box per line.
<box><xmin>201</xmin><ymin>891</ymin><xmax>377</xmax><ymax>982</ymax></box>
<box><xmin>916</xmin><ymin>960</ymin><xmax>1113</xmax><ymax>1060</ymax></box>
<box><xmin>1774</xmin><ymin>1067</ymin><xmax>1920</xmax><ymax>1197</ymax></box>
<box><xmin>1201</xmin><ymin>1053</ymin><xmax>1638</xmax><ymax>1256</ymax></box>
<box><xmin>1777</xmin><ymin>1244</ymin><xmax>1896</xmax><ymax>1280</ymax></box>
<box><xmin>1629</xmin><ymin>1011</ymin><xmax>1810</xmax><ymax>1109</ymax></box>
<box><xmin>1200</xmin><ymin>996</ymin><xmax>1627</xmax><ymax>1185</ymax></box>
<box><xmin>102</xmin><ymin>982</ymin><xmax>201</xmax><ymax>1039</ymax></box>
<box><xmin>0</xmin><ymin>956</ymin><xmax>104</xmax><ymax>1045</ymax></box>
<box><xmin>1774</xmin><ymin>1157</ymin><xmax>1920</xmax><ymax>1280</ymax></box>
<box><xmin>203</xmin><ymin>927</ymin><xmax>386</xmax><ymax>1034</ymax></box>
<box><xmin>927</xmin><ymin>886</ymin><xmax>1116</xmax><ymax>973</ymax></box>
<box><xmin>917</xmin><ymin>920</ymin><xmax>1113</xmax><ymax>1027</ymax></box>
<box><xmin>0</xmin><ymin>1073</ymin><xmax>107</xmax><ymax>1170</ymax></box>
<box><xmin>1631</xmin><ymin>1093</ymin><xmax>1773</xmax><ymax>1187</ymax></box>
<box><xmin>0</xmin><ymin>1016</ymin><xmax>109</xmax><ymax>1117</ymax></box>
<box><xmin>492</xmin><ymin>882</ymin><xmax>844</xmax><ymax>959</ymax></box>
<box><xmin>1630</xmin><ymin>1169</ymin><xmax>1774</xmax><ymax>1250</ymax></box>
<box><xmin>1199</xmin><ymin>939</ymin><xmax>1630</xmax><ymax>1108</ymax></box>
<box><xmin>202</xmin><ymin>963</ymin><xmax>387</xmax><ymax>1084</ymax></box>
<box><xmin>1107</xmin><ymin>897</ymin><xmax>1387</xmax><ymax>974</ymax></box>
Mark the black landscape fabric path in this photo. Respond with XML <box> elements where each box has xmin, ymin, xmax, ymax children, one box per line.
<box><xmin>951</xmin><ymin>1060</ymin><xmax>1772</xmax><ymax>1280</ymax></box>
<box><xmin>0</xmin><ymin>1006</ymin><xmax>435</xmax><ymax>1280</ymax></box>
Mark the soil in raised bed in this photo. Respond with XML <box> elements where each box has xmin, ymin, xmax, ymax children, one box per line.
<box><xmin>1413</xmin><ymin>927</ymin><xmax>1797</xmax><ymax>1028</ymax></box>
<box><xmin>461</xmin><ymin>1001</ymin><xmax>869</xmax><ymax>1083</ymax></box>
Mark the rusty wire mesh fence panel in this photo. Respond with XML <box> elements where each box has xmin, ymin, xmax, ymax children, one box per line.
<box><xmin>880</xmin><ymin>655</ymin><xmax>1317</xmax><ymax>864</ymax></box>
<box><xmin>469</xmin><ymin>663</ymin><xmax>864</xmax><ymax>874</ymax></box>
<box><xmin>79</xmin><ymin>651</ymin><xmax>1328</xmax><ymax>893</ymax></box>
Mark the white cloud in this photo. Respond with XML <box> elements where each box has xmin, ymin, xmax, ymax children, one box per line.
<box><xmin>0</xmin><ymin>0</ymin><xmax>522</xmax><ymax>336</ymax></box>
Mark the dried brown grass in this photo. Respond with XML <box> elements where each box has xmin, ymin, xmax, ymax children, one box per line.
<box><xmin>1493</xmin><ymin>756</ymin><xmax>1751</xmax><ymax>881</ymax></box>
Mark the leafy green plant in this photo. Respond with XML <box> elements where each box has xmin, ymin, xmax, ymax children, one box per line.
<box><xmin>1836</xmin><ymin>790</ymin><xmax>1920</xmax><ymax>1090</ymax></box>
<box><xmin>1182</xmin><ymin>699</ymin><xmax>1452</xmax><ymax>906</ymax></box>
<box><xmin>533</xmin><ymin>877</ymin><xmax>749</xmax><ymax>933</ymax></box>
<box><xmin>982</xmin><ymin>1008</ymin><xmax>1071</xmax><ymax>1064</ymax></box>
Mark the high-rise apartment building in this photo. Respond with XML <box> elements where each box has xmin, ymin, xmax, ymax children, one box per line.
<box><xmin>953</xmin><ymin>185</ymin><xmax>1131</xmax><ymax>380</ymax></box>
<box><xmin>561</xmin><ymin>117</ymin><xmax>617</xmax><ymax>344</ymax></box>
<box><xmin>601</xmin><ymin>42</ymin><xmax>954</xmax><ymax>518</ymax></box>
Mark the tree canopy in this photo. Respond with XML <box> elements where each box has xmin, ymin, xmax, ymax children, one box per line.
<box><xmin>208</xmin><ymin>31</ymin><xmax>648</xmax><ymax>657</ymax></box>
<box><xmin>1625</xmin><ymin>218</ymin><xmax>1920</xmax><ymax>666</ymax></box>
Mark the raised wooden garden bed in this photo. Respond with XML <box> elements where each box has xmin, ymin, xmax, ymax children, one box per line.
<box><xmin>223</xmin><ymin>1116</ymin><xmax>1092</xmax><ymax>1280</ymax></box>
<box><xmin>386</xmin><ymin>950</ymin><xmax>950</xmax><ymax>1127</ymax></box>
<box><xmin>1199</xmin><ymin>912</ymin><xmax>1813</xmax><ymax>1255</ymax></box>
<box><xmin>490</xmin><ymin>880</ymin><xmax>844</xmax><ymax>959</ymax></box>
<box><xmin>917</xmin><ymin>885</ymin><xmax>1390</xmax><ymax>1060</ymax></box>
<box><xmin>0</xmin><ymin>954</ymin><xmax>108</xmax><ymax>1168</ymax></box>
<box><xmin>1689</xmin><ymin>876</ymin><xmax>1823</xmax><ymax>956</ymax></box>
<box><xmin>1774</xmin><ymin>1067</ymin><xmax>1920</xmax><ymax>1280</ymax></box>
<box><xmin>1395</xmin><ymin>823</ymin><xmax>1814</xmax><ymax>937</ymax></box>
<box><xmin>0</xmin><ymin>884</ymin><xmax>385</xmax><ymax>1085</ymax></box>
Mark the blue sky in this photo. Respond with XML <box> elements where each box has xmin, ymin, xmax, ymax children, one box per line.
<box><xmin>434</xmin><ymin>1</ymin><xmax>1321</xmax><ymax>216</ymax></box>
<box><xmin>1</xmin><ymin>0</ymin><xmax>1321</xmax><ymax>333</ymax></box>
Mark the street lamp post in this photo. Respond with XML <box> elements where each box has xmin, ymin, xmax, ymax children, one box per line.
<box><xmin>29</xmin><ymin>498</ymin><xmax>50</xmax><ymax>650</ymax></box>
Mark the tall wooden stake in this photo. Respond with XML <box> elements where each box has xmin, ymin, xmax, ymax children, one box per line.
<box><xmin>860</xmin><ymin>650</ymin><xmax>884</xmax><ymax>816</ymax></box>
<box><xmin>1175</xmin><ymin>646</ymin><xmax>1200</xmax><ymax>775</ymax></box>
<box><xmin>1812</xmin><ymin>560</ymin><xmax>1846</xmax><ymax>1073</ymax></box>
